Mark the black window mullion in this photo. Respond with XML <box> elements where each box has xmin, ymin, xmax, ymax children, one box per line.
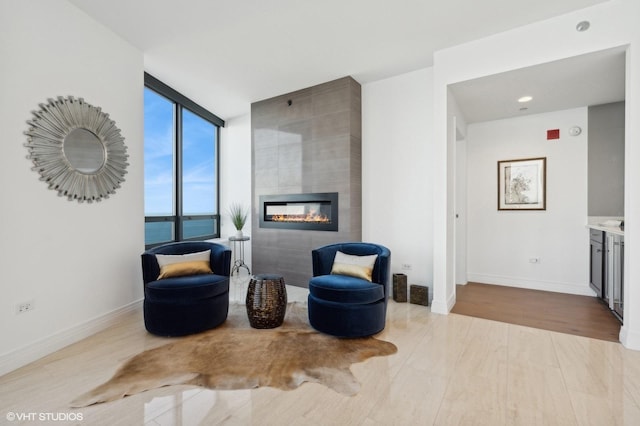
<box><xmin>175</xmin><ymin>105</ymin><xmax>183</xmax><ymax>241</ymax></box>
<box><xmin>215</xmin><ymin>125</ymin><xmax>221</xmax><ymax>233</ymax></box>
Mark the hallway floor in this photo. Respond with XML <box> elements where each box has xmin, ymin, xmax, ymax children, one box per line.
<box><xmin>452</xmin><ymin>282</ymin><xmax>621</xmax><ymax>342</ymax></box>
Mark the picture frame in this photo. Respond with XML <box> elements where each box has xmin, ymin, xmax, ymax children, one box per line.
<box><xmin>498</xmin><ymin>157</ymin><xmax>546</xmax><ymax>210</ymax></box>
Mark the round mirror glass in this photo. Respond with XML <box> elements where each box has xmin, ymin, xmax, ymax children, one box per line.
<box><xmin>63</xmin><ymin>128</ymin><xmax>105</xmax><ymax>174</ymax></box>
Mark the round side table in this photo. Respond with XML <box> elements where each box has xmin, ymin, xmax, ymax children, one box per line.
<box><xmin>246</xmin><ymin>274</ymin><xmax>287</xmax><ymax>328</ymax></box>
<box><xmin>229</xmin><ymin>236</ymin><xmax>251</xmax><ymax>275</ymax></box>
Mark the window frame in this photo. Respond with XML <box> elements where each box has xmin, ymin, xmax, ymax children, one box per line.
<box><xmin>144</xmin><ymin>72</ymin><xmax>225</xmax><ymax>248</ymax></box>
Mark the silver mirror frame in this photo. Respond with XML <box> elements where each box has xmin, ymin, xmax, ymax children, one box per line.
<box><xmin>24</xmin><ymin>96</ymin><xmax>129</xmax><ymax>203</ymax></box>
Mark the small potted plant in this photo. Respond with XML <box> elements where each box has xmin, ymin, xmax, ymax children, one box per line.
<box><xmin>228</xmin><ymin>202</ymin><xmax>248</xmax><ymax>238</ymax></box>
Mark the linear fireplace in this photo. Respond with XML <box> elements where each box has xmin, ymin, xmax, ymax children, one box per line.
<box><xmin>259</xmin><ymin>193</ymin><xmax>339</xmax><ymax>231</ymax></box>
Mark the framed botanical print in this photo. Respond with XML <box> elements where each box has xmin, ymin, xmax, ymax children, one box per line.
<box><xmin>498</xmin><ymin>157</ymin><xmax>546</xmax><ymax>210</ymax></box>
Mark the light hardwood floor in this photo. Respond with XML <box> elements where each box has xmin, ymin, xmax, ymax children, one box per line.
<box><xmin>2</xmin><ymin>275</ymin><xmax>640</xmax><ymax>425</ymax></box>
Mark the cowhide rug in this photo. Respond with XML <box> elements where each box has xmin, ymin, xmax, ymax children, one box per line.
<box><xmin>71</xmin><ymin>302</ymin><xmax>397</xmax><ymax>407</ymax></box>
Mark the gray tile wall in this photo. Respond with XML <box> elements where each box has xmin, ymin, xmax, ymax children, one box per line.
<box><xmin>251</xmin><ymin>77</ymin><xmax>362</xmax><ymax>287</ymax></box>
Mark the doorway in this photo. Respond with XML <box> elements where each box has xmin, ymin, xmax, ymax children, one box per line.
<box><xmin>448</xmin><ymin>47</ymin><xmax>626</xmax><ymax>335</ymax></box>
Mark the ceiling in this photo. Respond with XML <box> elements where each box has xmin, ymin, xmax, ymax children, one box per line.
<box><xmin>450</xmin><ymin>46</ymin><xmax>626</xmax><ymax>124</ymax></box>
<box><xmin>69</xmin><ymin>0</ymin><xmax>610</xmax><ymax>120</ymax></box>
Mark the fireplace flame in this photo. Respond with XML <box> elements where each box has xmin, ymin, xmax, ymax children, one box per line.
<box><xmin>271</xmin><ymin>211</ymin><xmax>330</xmax><ymax>224</ymax></box>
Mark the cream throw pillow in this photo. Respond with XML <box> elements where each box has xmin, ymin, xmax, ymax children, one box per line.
<box><xmin>155</xmin><ymin>250</ymin><xmax>213</xmax><ymax>279</ymax></box>
<box><xmin>331</xmin><ymin>251</ymin><xmax>378</xmax><ymax>282</ymax></box>
<box><xmin>156</xmin><ymin>249</ymin><xmax>211</xmax><ymax>267</ymax></box>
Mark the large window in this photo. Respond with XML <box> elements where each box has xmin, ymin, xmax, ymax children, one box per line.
<box><xmin>144</xmin><ymin>73</ymin><xmax>224</xmax><ymax>247</ymax></box>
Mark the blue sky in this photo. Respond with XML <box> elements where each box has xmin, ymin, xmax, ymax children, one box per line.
<box><xmin>144</xmin><ymin>88</ymin><xmax>217</xmax><ymax>216</ymax></box>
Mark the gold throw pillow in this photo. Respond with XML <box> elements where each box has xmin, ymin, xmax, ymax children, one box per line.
<box><xmin>157</xmin><ymin>260</ymin><xmax>213</xmax><ymax>279</ymax></box>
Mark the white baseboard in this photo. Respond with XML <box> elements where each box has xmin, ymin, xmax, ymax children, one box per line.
<box><xmin>620</xmin><ymin>325</ymin><xmax>640</xmax><ymax>350</ymax></box>
<box><xmin>0</xmin><ymin>299</ymin><xmax>143</xmax><ymax>377</ymax></box>
<box><xmin>431</xmin><ymin>290</ymin><xmax>456</xmax><ymax>314</ymax></box>
<box><xmin>467</xmin><ymin>273</ymin><xmax>596</xmax><ymax>297</ymax></box>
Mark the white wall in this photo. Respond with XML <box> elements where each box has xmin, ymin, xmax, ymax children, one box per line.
<box><xmin>466</xmin><ymin>108</ymin><xmax>590</xmax><ymax>295</ymax></box>
<box><xmin>455</xmin><ymin>137</ymin><xmax>467</xmax><ymax>285</ymax></box>
<box><xmin>453</xmin><ymin>84</ymin><xmax>469</xmax><ymax>286</ymax></box>
<box><xmin>362</xmin><ymin>68</ymin><xmax>434</xmax><ymax>294</ymax></box>
<box><xmin>432</xmin><ymin>0</ymin><xmax>640</xmax><ymax>349</ymax></box>
<box><xmin>219</xmin><ymin>113</ymin><xmax>252</xmax><ymax>269</ymax></box>
<box><xmin>0</xmin><ymin>0</ymin><xmax>144</xmax><ymax>374</ymax></box>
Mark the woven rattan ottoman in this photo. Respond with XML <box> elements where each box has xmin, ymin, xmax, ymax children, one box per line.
<box><xmin>246</xmin><ymin>274</ymin><xmax>288</xmax><ymax>328</ymax></box>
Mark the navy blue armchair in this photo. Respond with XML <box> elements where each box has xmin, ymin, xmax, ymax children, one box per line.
<box><xmin>308</xmin><ymin>242</ymin><xmax>391</xmax><ymax>337</ymax></box>
<box><xmin>141</xmin><ymin>241</ymin><xmax>232</xmax><ymax>337</ymax></box>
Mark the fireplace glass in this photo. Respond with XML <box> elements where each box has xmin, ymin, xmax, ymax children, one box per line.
<box><xmin>259</xmin><ymin>193</ymin><xmax>338</xmax><ymax>231</ymax></box>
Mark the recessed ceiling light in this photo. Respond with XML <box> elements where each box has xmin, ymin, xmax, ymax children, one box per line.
<box><xmin>518</xmin><ymin>96</ymin><xmax>533</xmax><ymax>103</ymax></box>
<box><xmin>576</xmin><ymin>21</ymin><xmax>590</xmax><ymax>32</ymax></box>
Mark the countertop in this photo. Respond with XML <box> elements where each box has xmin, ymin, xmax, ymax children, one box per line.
<box><xmin>587</xmin><ymin>217</ymin><xmax>624</xmax><ymax>236</ymax></box>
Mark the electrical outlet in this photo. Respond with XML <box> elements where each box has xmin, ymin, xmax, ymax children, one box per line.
<box><xmin>16</xmin><ymin>300</ymin><xmax>35</xmax><ymax>314</ymax></box>
<box><xmin>401</xmin><ymin>263</ymin><xmax>412</xmax><ymax>270</ymax></box>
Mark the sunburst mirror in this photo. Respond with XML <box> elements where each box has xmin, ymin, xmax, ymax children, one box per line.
<box><xmin>24</xmin><ymin>96</ymin><xmax>129</xmax><ymax>203</ymax></box>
